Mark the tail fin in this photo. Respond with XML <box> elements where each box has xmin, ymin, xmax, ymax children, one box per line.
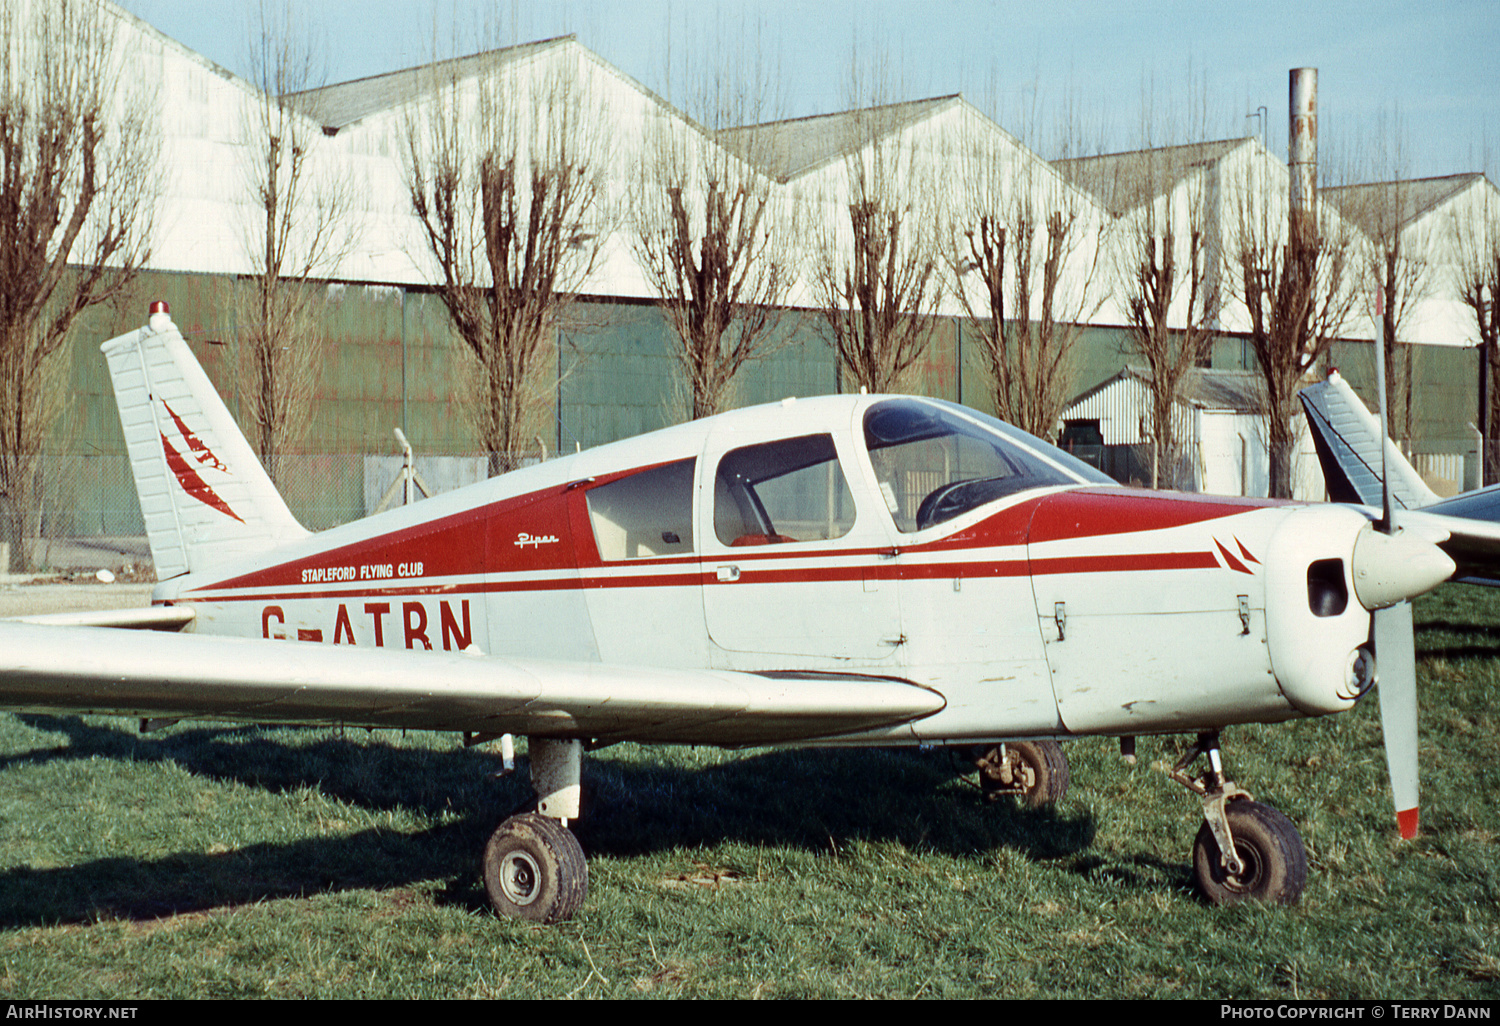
<box><xmin>1299</xmin><ymin>370</ymin><xmax>1440</xmax><ymax>511</ymax></box>
<box><xmin>103</xmin><ymin>302</ymin><xmax>308</xmax><ymax>579</ymax></box>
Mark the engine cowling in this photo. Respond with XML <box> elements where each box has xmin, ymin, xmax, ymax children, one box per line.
<box><xmin>1265</xmin><ymin>506</ymin><xmax>1452</xmax><ymax>716</ymax></box>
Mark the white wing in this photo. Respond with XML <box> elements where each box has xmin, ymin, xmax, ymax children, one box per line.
<box><xmin>0</xmin><ymin>623</ymin><xmax>944</xmax><ymax>746</ymax></box>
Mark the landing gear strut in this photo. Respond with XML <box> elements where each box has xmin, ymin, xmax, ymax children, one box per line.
<box><xmin>482</xmin><ymin>737</ymin><xmax>590</xmax><ymax>923</ymax></box>
<box><xmin>1170</xmin><ymin>731</ymin><xmax>1307</xmax><ymax>905</ymax></box>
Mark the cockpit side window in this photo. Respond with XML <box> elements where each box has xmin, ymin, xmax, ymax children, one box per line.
<box><xmin>586</xmin><ymin>458</ymin><xmax>696</xmax><ymax>560</ymax></box>
<box><xmin>713</xmin><ymin>434</ymin><xmax>856</xmax><ymax>547</ymax></box>
<box><xmin>863</xmin><ymin>399</ymin><xmax>1110</xmax><ymax>532</ymax></box>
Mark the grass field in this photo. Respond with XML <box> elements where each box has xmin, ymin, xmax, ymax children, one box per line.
<box><xmin>1</xmin><ymin>585</ymin><xmax>1498</xmax><ymax>999</ymax></box>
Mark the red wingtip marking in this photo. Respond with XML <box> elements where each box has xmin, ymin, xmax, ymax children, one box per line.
<box><xmin>1397</xmin><ymin>808</ymin><xmax>1420</xmax><ymax>839</ymax></box>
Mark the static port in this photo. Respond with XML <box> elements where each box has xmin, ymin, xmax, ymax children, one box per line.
<box><xmin>1308</xmin><ymin>559</ymin><xmax>1348</xmax><ymax>617</ymax></box>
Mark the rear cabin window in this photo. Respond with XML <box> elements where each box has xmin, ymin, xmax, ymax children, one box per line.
<box><xmin>713</xmin><ymin>434</ymin><xmax>856</xmax><ymax>547</ymax></box>
<box><xmin>585</xmin><ymin>459</ymin><xmax>696</xmax><ymax>560</ymax></box>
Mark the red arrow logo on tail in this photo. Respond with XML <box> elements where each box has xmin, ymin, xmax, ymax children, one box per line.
<box><xmin>159</xmin><ymin>402</ymin><xmax>242</xmax><ymax>522</ymax></box>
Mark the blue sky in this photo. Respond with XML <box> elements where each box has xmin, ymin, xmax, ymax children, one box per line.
<box><xmin>119</xmin><ymin>0</ymin><xmax>1498</xmax><ymax>180</ymax></box>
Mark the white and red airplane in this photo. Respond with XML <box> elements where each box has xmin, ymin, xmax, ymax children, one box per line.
<box><xmin>0</xmin><ymin>303</ymin><xmax>1465</xmax><ymax>923</ymax></box>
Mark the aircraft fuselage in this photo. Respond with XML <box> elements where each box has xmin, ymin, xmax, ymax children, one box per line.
<box><xmin>153</xmin><ymin>395</ymin><xmax>1378</xmax><ymax>746</ymax></box>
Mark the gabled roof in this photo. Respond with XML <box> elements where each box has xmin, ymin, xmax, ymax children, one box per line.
<box><xmin>1322</xmin><ymin>173</ymin><xmax>1486</xmax><ymax>236</ymax></box>
<box><xmin>1069</xmin><ymin>365</ymin><xmax>1266</xmax><ymax>414</ymax></box>
<box><xmin>720</xmin><ymin>95</ymin><xmax>961</xmax><ymax>182</ymax></box>
<box><xmin>1053</xmin><ymin>138</ymin><xmax>1254</xmax><ymax>216</ymax></box>
<box><xmin>290</xmin><ymin>35</ymin><xmax>574</xmax><ymax>132</ymax></box>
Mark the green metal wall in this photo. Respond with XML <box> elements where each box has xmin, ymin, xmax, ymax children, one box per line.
<box><xmin>41</xmin><ymin>270</ymin><xmax>1486</xmax><ymax>538</ymax></box>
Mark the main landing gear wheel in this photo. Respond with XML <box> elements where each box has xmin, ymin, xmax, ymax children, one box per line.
<box><xmin>973</xmin><ymin>740</ymin><xmax>1070</xmax><ymax>808</ymax></box>
<box><xmin>1192</xmin><ymin>799</ymin><xmax>1307</xmax><ymax>906</ymax></box>
<box><xmin>482</xmin><ymin>813</ymin><xmax>589</xmax><ymax>923</ymax></box>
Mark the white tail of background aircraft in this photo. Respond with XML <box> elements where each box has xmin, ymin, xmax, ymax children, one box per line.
<box><xmin>101</xmin><ymin>302</ymin><xmax>308</xmax><ymax>579</ymax></box>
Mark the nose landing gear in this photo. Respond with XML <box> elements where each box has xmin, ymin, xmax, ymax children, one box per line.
<box><xmin>1170</xmin><ymin>731</ymin><xmax>1307</xmax><ymax>905</ymax></box>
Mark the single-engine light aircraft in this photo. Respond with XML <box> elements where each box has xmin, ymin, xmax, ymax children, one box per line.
<box><xmin>0</xmin><ymin>304</ymin><xmax>1467</xmax><ymax>923</ymax></box>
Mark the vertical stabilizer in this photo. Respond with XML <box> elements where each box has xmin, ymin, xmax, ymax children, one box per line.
<box><xmin>103</xmin><ymin>303</ymin><xmax>309</xmax><ymax>579</ymax></box>
<box><xmin>1298</xmin><ymin>370</ymin><xmax>1440</xmax><ymax>511</ymax></box>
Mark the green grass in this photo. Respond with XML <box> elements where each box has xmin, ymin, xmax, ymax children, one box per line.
<box><xmin>2</xmin><ymin>586</ymin><xmax>1499</xmax><ymax>998</ymax></box>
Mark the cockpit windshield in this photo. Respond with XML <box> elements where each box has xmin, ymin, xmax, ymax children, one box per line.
<box><xmin>862</xmin><ymin>398</ymin><xmax>1115</xmax><ymax>532</ymax></box>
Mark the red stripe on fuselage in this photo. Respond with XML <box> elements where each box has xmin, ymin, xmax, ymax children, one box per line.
<box><xmin>1028</xmin><ymin>489</ymin><xmax>1283</xmax><ymax>543</ymax></box>
<box><xmin>181</xmin><ymin>548</ymin><xmax>1223</xmax><ymax>608</ymax></box>
<box><xmin>190</xmin><ymin>482</ymin><xmax>1268</xmax><ymax>598</ymax></box>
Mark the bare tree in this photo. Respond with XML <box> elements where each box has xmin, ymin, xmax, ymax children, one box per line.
<box><xmin>1119</xmin><ymin>184</ymin><xmax>1219</xmax><ymax>487</ymax></box>
<box><xmin>404</xmin><ymin>37</ymin><xmax>614</xmax><ymax>475</ymax></box>
<box><xmin>1224</xmin><ymin>153</ymin><xmax>1360</xmax><ymax>498</ymax></box>
<box><xmin>1325</xmin><ymin>112</ymin><xmax>1433</xmax><ymax>449</ymax></box>
<box><xmin>238</xmin><ymin>1</ymin><xmax>358</xmax><ymax>484</ymax></box>
<box><xmin>948</xmin><ymin>90</ymin><xmax>1106</xmax><ymax>440</ymax></box>
<box><xmin>1097</xmin><ymin>80</ymin><xmax>1226</xmax><ymax>488</ymax></box>
<box><xmin>0</xmin><ymin>0</ymin><xmax>157</xmax><ymax>570</ymax></box>
<box><xmin>1067</xmin><ymin>133</ymin><xmax>1230</xmax><ymax>492</ymax></box>
<box><xmin>1451</xmin><ymin>171</ymin><xmax>1500</xmax><ymax>482</ymax></box>
<box><xmin>810</xmin><ymin>56</ymin><xmax>945</xmax><ymax>394</ymax></box>
<box><xmin>632</xmin><ymin>38</ymin><xmax>798</xmax><ymax>420</ymax></box>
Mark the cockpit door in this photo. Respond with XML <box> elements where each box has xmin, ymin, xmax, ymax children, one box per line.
<box><xmin>700</xmin><ymin>429</ymin><xmax>902</xmax><ymax>666</ymax></box>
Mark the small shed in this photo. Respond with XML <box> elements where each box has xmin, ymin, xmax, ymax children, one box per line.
<box><xmin>1058</xmin><ymin>366</ymin><xmax>1325</xmax><ymax>499</ymax></box>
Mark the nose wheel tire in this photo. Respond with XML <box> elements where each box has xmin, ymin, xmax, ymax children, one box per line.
<box><xmin>1192</xmin><ymin>800</ymin><xmax>1307</xmax><ymax>906</ymax></box>
<box><xmin>482</xmin><ymin>812</ymin><xmax>589</xmax><ymax>923</ymax></box>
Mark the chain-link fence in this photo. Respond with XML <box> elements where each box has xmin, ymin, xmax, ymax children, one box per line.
<box><xmin>6</xmin><ymin>450</ymin><xmax>554</xmax><ymax>576</ymax></box>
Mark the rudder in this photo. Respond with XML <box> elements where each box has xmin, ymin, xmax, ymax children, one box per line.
<box><xmin>103</xmin><ymin>302</ymin><xmax>308</xmax><ymax>579</ymax></box>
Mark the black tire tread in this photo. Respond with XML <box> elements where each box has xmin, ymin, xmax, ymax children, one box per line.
<box><xmin>1192</xmin><ymin>800</ymin><xmax>1307</xmax><ymax>906</ymax></box>
<box><xmin>482</xmin><ymin>812</ymin><xmax>589</xmax><ymax>923</ymax></box>
<box><xmin>1013</xmin><ymin>740</ymin><xmax>1070</xmax><ymax>808</ymax></box>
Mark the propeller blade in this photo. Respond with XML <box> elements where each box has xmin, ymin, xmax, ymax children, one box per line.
<box><xmin>1374</xmin><ymin>600</ymin><xmax>1420</xmax><ymax>838</ymax></box>
<box><xmin>1370</xmin><ymin>290</ymin><xmax>1422</xmax><ymax>838</ymax></box>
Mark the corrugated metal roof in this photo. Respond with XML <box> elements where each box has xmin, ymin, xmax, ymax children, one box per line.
<box><xmin>1322</xmin><ymin>173</ymin><xmax>1484</xmax><ymax>236</ymax></box>
<box><xmin>719</xmin><ymin>95</ymin><xmax>961</xmax><ymax>182</ymax></box>
<box><xmin>1070</xmin><ymin>366</ymin><xmax>1267</xmax><ymax>414</ymax></box>
<box><xmin>290</xmin><ymin>36</ymin><xmax>574</xmax><ymax>131</ymax></box>
<box><xmin>1053</xmin><ymin>138</ymin><xmax>1253</xmax><ymax>216</ymax></box>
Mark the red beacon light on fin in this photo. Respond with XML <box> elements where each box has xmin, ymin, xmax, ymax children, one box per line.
<box><xmin>148</xmin><ymin>300</ymin><xmax>173</xmax><ymax>334</ymax></box>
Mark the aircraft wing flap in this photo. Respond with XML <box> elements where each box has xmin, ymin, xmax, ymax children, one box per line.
<box><xmin>0</xmin><ymin>623</ymin><xmax>943</xmax><ymax>745</ymax></box>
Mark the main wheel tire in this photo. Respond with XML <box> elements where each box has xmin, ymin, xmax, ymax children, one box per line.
<box><xmin>1013</xmin><ymin>740</ymin><xmax>1070</xmax><ymax>808</ymax></box>
<box><xmin>482</xmin><ymin>813</ymin><xmax>589</xmax><ymax>923</ymax></box>
<box><xmin>1192</xmin><ymin>800</ymin><xmax>1308</xmax><ymax>906</ymax></box>
<box><xmin>977</xmin><ymin>740</ymin><xmax>1070</xmax><ymax>808</ymax></box>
